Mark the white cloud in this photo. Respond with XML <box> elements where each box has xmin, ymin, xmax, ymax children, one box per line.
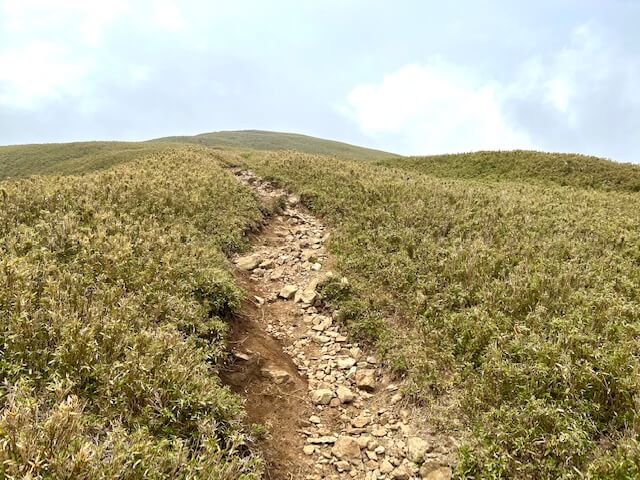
<box><xmin>1</xmin><ymin>0</ymin><xmax>130</xmax><ymax>45</ymax></box>
<box><xmin>341</xmin><ymin>23</ymin><xmax>640</xmax><ymax>158</ymax></box>
<box><xmin>0</xmin><ymin>41</ymin><xmax>90</xmax><ymax>109</ymax></box>
<box><xmin>341</xmin><ymin>61</ymin><xmax>533</xmax><ymax>155</ymax></box>
<box><xmin>152</xmin><ymin>0</ymin><xmax>187</xmax><ymax>32</ymax></box>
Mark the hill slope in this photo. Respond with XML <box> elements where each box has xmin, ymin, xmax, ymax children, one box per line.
<box><xmin>378</xmin><ymin>150</ymin><xmax>640</xmax><ymax>192</ymax></box>
<box><xmin>0</xmin><ymin>145</ymin><xmax>265</xmax><ymax>478</ymax></box>
<box><xmin>154</xmin><ymin>129</ymin><xmax>399</xmax><ymax>161</ymax></box>
<box><xmin>242</xmin><ymin>149</ymin><xmax>640</xmax><ymax>479</ymax></box>
<box><xmin>0</xmin><ymin>141</ymin><xmax>172</xmax><ymax>180</ymax></box>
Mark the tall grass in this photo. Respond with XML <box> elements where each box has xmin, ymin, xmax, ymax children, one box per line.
<box><xmin>378</xmin><ymin>150</ymin><xmax>640</xmax><ymax>192</ymax></box>
<box><xmin>0</xmin><ymin>141</ymin><xmax>170</xmax><ymax>180</ymax></box>
<box><xmin>0</xmin><ymin>146</ymin><xmax>264</xmax><ymax>478</ymax></box>
<box><xmin>242</xmin><ymin>150</ymin><xmax>640</xmax><ymax>479</ymax></box>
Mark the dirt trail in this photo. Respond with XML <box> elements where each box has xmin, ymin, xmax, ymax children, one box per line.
<box><xmin>222</xmin><ymin>170</ymin><xmax>456</xmax><ymax>480</ymax></box>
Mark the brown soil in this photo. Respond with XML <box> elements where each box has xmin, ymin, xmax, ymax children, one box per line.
<box><xmin>221</xmin><ymin>231</ymin><xmax>312</xmax><ymax>479</ymax></box>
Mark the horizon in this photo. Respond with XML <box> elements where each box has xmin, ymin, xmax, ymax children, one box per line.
<box><xmin>1</xmin><ymin>1</ymin><xmax>639</xmax><ymax>163</ymax></box>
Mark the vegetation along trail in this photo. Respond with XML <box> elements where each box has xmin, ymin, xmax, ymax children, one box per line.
<box><xmin>223</xmin><ymin>169</ymin><xmax>457</xmax><ymax>480</ymax></box>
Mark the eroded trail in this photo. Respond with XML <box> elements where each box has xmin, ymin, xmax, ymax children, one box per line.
<box><xmin>222</xmin><ymin>170</ymin><xmax>455</xmax><ymax>480</ymax></box>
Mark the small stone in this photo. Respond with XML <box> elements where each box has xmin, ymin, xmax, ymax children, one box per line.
<box><xmin>423</xmin><ymin>466</ymin><xmax>453</xmax><ymax>480</ymax></box>
<box><xmin>331</xmin><ymin>436</ymin><xmax>361</xmax><ymax>460</ymax></box>
<box><xmin>295</xmin><ymin>289</ymin><xmax>319</xmax><ymax>305</ymax></box>
<box><xmin>309</xmin><ymin>415</ymin><xmax>321</xmax><ymax>424</ymax></box>
<box><xmin>355</xmin><ymin>369</ymin><xmax>376</xmax><ymax>391</ymax></box>
<box><xmin>260</xmin><ymin>367</ymin><xmax>290</xmax><ymax>385</ymax></box>
<box><xmin>307</xmin><ymin>436</ymin><xmax>337</xmax><ymax>444</ymax></box>
<box><xmin>407</xmin><ymin>436</ymin><xmax>430</xmax><ymax>463</ymax></box>
<box><xmin>335</xmin><ymin>460</ymin><xmax>351</xmax><ymax>472</ymax></box>
<box><xmin>279</xmin><ymin>284</ymin><xmax>298</xmax><ymax>299</ymax></box>
<box><xmin>336</xmin><ymin>385</ymin><xmax>355</xmax><ymax>404</ymax></box>
<box><xmin>380</xmin><ymin>460</ymin><xmax>394</xmax><ymax>474</ymax></box>
<box><xmin>391</xmin><ymin>466</ymin><xmax>410</xmax><ymax>480</ymax></box>
<box><xmin>352</xmin><ymin>415</ymin><xmax>370</xmax><ymax>428</ymax></box>
<box><xmin>311</xmin><ymin>389</ymin><xmax>333</xmax><ymax>405</ymax></box>
<box><xmin>337</xmin><ymin>357</ymin><xmax>357</xmax><ymax>369</ymax></box>
<box><xmin>233</xmin><ymin>351</ymin><xmax>250</xmax><ymax>361</ymax></box>
<box><xmin>287</xmin><ymin>195</ymin><xmax>300</xmax><ymax>205</ymax></box>
<box><xmin>390</xmin><ymin>393</ymin><xmax>403</xmax><ymax>405</ymax></box>
<box><xmin>235</xmin><ymin>254</ymin><xmax>261</xmax><ymax>270</ymax></box>
<box><xmin>371</xmin><ymin>425</ymin><xmax>387</xmax><ymax>437</ymax></box>
<box><xmin>303</xmin><ymin>445</ymin><xmax>315</xmax><ymax>455</ymax></box>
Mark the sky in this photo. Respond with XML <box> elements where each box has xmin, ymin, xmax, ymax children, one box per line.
<box><xmin>1</xmin><ymin>0</ymin><xmax>639</xmax><ymax>163</ymax></box>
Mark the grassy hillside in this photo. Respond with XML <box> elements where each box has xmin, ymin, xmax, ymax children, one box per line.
<box><xmin>0</xmin><ymin>145</ymin><xmax>264</xmax><ymax>478</ymax></box>
<box><xmin>155</xmin><ymin>129</ymin><xmax>399</xmax><ymax>161</ymax></box>
<box><xmin>3</xmin><ymin>133</ymin><xmax>640</xmax><ymax>478</ymax></box>
<box><xmin>0</xmin><ymin>141</ymin><xmax>172</xmax><ymax>180</ymax></box>
<box><xmin>240</xmin><ymin>150</ymin><xmax>640</xmax><ymax>479</ymax></box>
<box><xmin>378</xmin><ymin>150</ymin><xmax>640</xmax><ymax>192</ymax></box>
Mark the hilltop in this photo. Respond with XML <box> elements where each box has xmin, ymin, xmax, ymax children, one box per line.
<box><xmin>154</xmin><ymin>129</ymin><xmax>400</xmax><ymax>161</ymax></box>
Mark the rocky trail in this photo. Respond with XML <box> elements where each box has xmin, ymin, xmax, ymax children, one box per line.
<box><xmin>222</xmin><ymin>170</ymin><xmax>456</xmax><ymax>480</ymax></box>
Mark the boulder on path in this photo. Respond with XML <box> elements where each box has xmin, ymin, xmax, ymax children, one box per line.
<box><xmin>336</xmin><ymin>385</ymin><xmax>355</xmax><ymax>404</ymax></box>
<box><xmin>311</xmin><ymin>388</ymin><xmax>333</xmax><ymax>405</ymax></box>
<box><xmin>407</xmin><ymin>436</ymin><xmax>430</xmax><ymax>463</ymax></box>
<box><xmin>260</xmin><ymin>367</ymin><xmax>290</xmax><ymax>385</ymax></box>
<box><xmin>355</xmin><ymin>368</ymin><xmax>376</xmax><ymax>391</ymax></box>
<box><xmin>331</xmin><ymin>436</ymin><xmax>361</xmax><ymax>461</ymax></box>
<box><xmin>279</xmin><ymin>284</ymin><xmax>298</xmax><ymax>299</ymax></box>
<box><xmin>235</xmin><ymin>254</ymin><xmax>261</xmax><ymax>271</ymax></box>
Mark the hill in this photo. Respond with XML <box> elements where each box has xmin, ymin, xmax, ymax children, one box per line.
<box><xmin>378</xmin><ymin>150</ymin><xmax>640</xmax><ymax>192</ymax></box>
<box><xmin>241</xmin><ymin>149</ymin><xmax>640</xmax><ymax>479</ymax></box>
<box><xmin>0</xmin><ymin>145</ymin><xmax>265</xmax><ymax>478</ymax></box>
<box><xmin>2</xmin><ymin>134</ymin><xmax>640</xmax><ymax>478</ymax></box>
<box><xmin>154</xmin><ymin>129</ymin><xmax>399</xmax><ymax>161</ymax></box>
<box><xmin>0</xmin><ymin>141</ymin><xmax>172</xmax><ymax>180</ymax></box>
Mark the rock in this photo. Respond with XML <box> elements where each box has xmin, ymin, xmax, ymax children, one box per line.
<box><xmin>309</xmin><ymin>415</ymin><xmax>321</xmax><ymax>424</ymax></box>
<box><xmin>307</xmin><ymin>436</ymin><xmax>337</xmax><ymax>444</ymax></box>
<box><xmin>355</xmin><ymin>369</ymin><xmax>376</xmax><ymax>391</ymax></box>
<box><xmin>312</xmin><ymin>317</ymin><xmax>332</xmax><ymax>332</ymax></box>
<box><xmin>356</xmin><ymin>435</ymin><xmax>371</xmax><ymax>448</ymax></box>
<box><xmin>311</xmin><ymin>262</ymin><xmax>322</xmax><ymax>271</ymax></box>
<box><xmin>287</xmin><ymin>195</ymin><xmax>300</xmax><ymax>205</ymax></box>
<box><xmin>279</xmin><ymin>284</ymin><xmax>298</xmax><ymax>299</ymax></box>
<box><xmin>407</xmin><ymin>436</ymin><xmax>430</xmax><ymax>463</ymax></box>
<box><xmin>371</xmin><ymin>425</ymin><xmax>387</xmax><ymax>437</ymax></box>
<box><xmin>303</xmin><ymin>445</ymin><xmax>315</xmax><ymax>455</ymax></box>
<box><xmin>331</xmin><ymin>436</ymin><xmax>361</xmax><ymax>460</ymax></box>
<box><xmin>233</xmin><ymin>351</ymin><xmax>251</xmax><ymax>361</ymax></box>
<box><xmin>311</xmin><ymin>389</ymin><xmax>333</xmax><ymax>405</ymax></box>
<box><xmin>335</xmin><ymin>460</ymin><xmax>351</xmax><ymax>472</ymax></box>
<box><xmin>380</xmin><ymin>460</ymin><xmax>394</xmax><ymax>474</ymax></box>
<box><xmin>235</xmin><ymin>254</ymin><xmax>261</xmax><ymax>270</ymax></box>
<box><xmin>391</xmin><ymin>466</ymin><xmax>411</xmax><ymax>479</ymax></box>
<box><xmin>390</xmin><ymin>393</ymin><xmax>403</xmax><ymax>405</ymax></box>
<box><xmin>259</xmin><ymin>259</ymin><xmax>274</xmax><ymax>269</ymax></box>
<box><xmin>336</xmin><ymin>385</ymin><xmax>355</xmax><ymax>404</ymax></box>
<box><xmin>337</xmin><ymin>357</ymin><xmax>357</xmax><ymax>369</ymax></box>
<box><xmin>352</xmin><ymin>415</ymin><xmax>370</xmax><ymax>428</ymax></box>
<box><xmin>423</xmin><ymin>466</ymin><xmax>452</xmax><ymax>480</ymax></box>
<box><xmin>260</xmin><ymin>367</ymin><xmax>290</xmax><ymax>385</ymax></box>
<box><xmin>295</xmin><ymin>289</ymin><xmax>319</xmax><ymax>305</ymax></box>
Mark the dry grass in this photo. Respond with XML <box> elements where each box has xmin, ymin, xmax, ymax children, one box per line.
<box><xmin>241</xmin><ymin>149</ymin><xmax>640</xmax><ymax>479</ymax></box>
<box><xmin>0</xmin><ymin>145</ymin><xmax>265</xmax><ymax>479</ymax></box>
